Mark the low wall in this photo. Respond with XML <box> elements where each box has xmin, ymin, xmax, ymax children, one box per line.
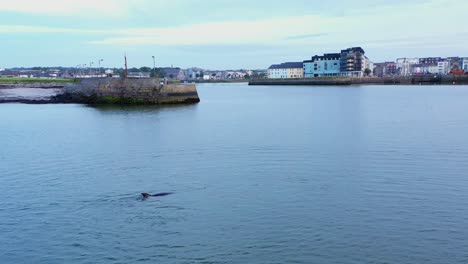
<box><xmin>249</xmin><ymin>75</ymin><xmax>468</xmax><ymax>86</ymax></box>
<box><xmin>248</xmin><ymin>79</ymin><xmax>352</xmax><ymax>86</ymax></box>
<box><xmin>63</xmin><ymin>78</ymin><xmax>200</xmax><ymax>104</ymax></box>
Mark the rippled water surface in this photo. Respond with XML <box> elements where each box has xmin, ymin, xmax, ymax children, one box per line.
<box><xmin>1</xmin><ymin>83</ymin><xmax>468</xmax><ymax>263</ymax></box>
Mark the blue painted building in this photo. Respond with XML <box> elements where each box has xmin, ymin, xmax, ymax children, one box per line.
<box><xmin>463</xmin><ymin>58</ymin><xmax>468</xmax><ymax>72</ymax></box>
<box><xmin>303</xmin><ymin>53</ymin><xmax>341</xmax><ymax>78</ymax></box>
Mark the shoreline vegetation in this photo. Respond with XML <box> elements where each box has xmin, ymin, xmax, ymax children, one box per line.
<box><xmin>0</xmin><ymin>77</ymin><xmax>76</xmax><ymax>84</ymax></box>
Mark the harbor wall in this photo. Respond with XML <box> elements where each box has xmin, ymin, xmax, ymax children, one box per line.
<box><xmin>249</xmin><ymin>75</ymin><xmax>468</xmax><ymax>86</ymax></box>
<box><xmin>63</xmin><ymin>78</ymin><xmax>200</xmax><ymax>104</ymax></box>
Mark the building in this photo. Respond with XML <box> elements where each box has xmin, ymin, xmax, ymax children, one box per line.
<box><xmin>462</xmin><ymin>58</ymin><xmax>468</xmax><ymax>72</ymax></box>
<box><xmin>161</xmin><ymin>67</ymin><xmax>186</xmax><ymax>80</ymax></box>
<box><xmin>437</xmin><ymin>60</ymin><xmax>450</xmax><ymax>75</ymax></box>
<box><xmin>396</xmin><ymin>58</ymin><xmax>419</xmax><ymax>76</ymax></box>
<box><xmin>127</xmin><ymin>72</ymin><xmax>151</xmax><ymax>78</ymax></box>
<box><xmin>411</xmin><ymin>64</ymin><xmax>439</xmax><ymax>75</ymax></box>
<box><xmin>363</xmin><ymin>56</ymin><xmax>374</xmax><ymax>76</ymax></box>
<box><xmin>373</xmin><ymin>62</ymin><xmax>397</xmax><ymax>77</ymax></box>
<box><xmin>419</xmin><ymin>57</ymin><xmax>442</xmax><ymax>64</ymax></box>
<box><xmin>447</xmin><ymin>57</ymin><xmax>462</xmax><ymax>72</ymax></box>
<box><xmin>303</xmin><ymin>53</ymin><xmax>340</xmax><ymax>78</ymax></box>
<box><xmin>268</xmin><ymin>62</ymin><xmax>304</xmax><ymax>79</ymax></box>
<box><xmin>386</xmin><ymin>62</ymin><xmax>397</xmax><ymax>75</ymax></box>
<box><xmin>340</xmin><ymin>47</ymin><xmax>365</xmax><ymax>77</ymax></box>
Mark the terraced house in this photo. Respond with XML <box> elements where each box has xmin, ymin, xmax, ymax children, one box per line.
<box><xmin>267</xmin><ymin>62</ymin><xmax>304</xmax><ymax>79</ymax></box>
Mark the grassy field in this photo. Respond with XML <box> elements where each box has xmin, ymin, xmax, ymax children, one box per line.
<box><xmin>0</xmin><ymin>77</ymin><xmax>76</xmax><ymax>84</ymax></box>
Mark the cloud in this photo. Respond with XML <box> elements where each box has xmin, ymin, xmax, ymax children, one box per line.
<box><xmin>0</xmin><ymin>25</ymin><xmax>106</xmax><ymax>34</ymax></box>
<box><xmin>89</xmin><ymin>0</ymin><xmax>468</xmax><ymax>48</ymax></box>
<box><xmin>0</xmin><ymin>0</ymin><xmax>139</xmax><ymax>17</ymax></box>
<box><xmin>284</xmin><ymin>33</ymin><xmax>329</xmax><ymax>40</ymax></box>
<box><xmin>1</xmin><ymin>0</ymin><xmax>467</xmax><ymax>52</ymax></box>
<box><xmin>89</xmin><ymin>15</ymin><xmax>337</xmax><ymax>46</ymax></box>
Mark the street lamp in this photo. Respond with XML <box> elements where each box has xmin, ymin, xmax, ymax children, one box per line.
<box><xmin>98</xmin><ymin>59</ymin><xmax>104</xmax><ymax>77</ymax></box>
<box><xmin>152</xmin><ymin>56</ymin><xmax>156</xmax><ymax>78</ymax></box>
<box><xmin>89</xmin><ymin>62</ymin><xmax>94</xmax><ymax>76</ymax></box>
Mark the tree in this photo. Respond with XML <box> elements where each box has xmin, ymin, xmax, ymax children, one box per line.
<box><xmin>150</xmin><ymin>68</ymin><xmax>166</xmax><ymax>78</ymax></box>
<box><xmin>139</xmin><ymin>66</ymin><xmax>152</xmax><ymax>72</ymax></box>
<box><xmin>364</xmin><ymin>68</ymin><xmax>372</xmax><ymax>76</ymax></box>
<box><xmin>200</xmin><ymin>71</ymin><xmax>204</xmax><ymax>78</ymax></box>
<box><xmin>244</xmin><ymin>74</ymin><xmax>251</xmax><ymax>79</ymax></box>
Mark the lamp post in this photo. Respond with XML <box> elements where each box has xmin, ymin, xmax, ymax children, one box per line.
<box><xmin>98</xmin><ymin>59</ymin><xmax>104</xmax><ymax>77</ymax></box>
<box><xmin>89</xmin><ymin>62</ymin><xmax>94</xmax><ymax>76</ymax></box>
<box><xmin>152</xmin><ymin>56</ymin><xmax>156</xmax><ymax>78</ymax></box>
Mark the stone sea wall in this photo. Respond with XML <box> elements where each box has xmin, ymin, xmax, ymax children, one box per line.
<box><xmin>249</xmin><ymin>75</ymin><xmax>468</xmax><ymax>86</ymax></box>
<box><xmin>62</xmin><ymin>78</ymin><xmax>200</xmax><ymax>104</ymax></box>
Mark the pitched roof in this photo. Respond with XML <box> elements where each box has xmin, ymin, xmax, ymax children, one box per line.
<box><xmin>268</xmin><ymin>62</ymin><xmax>303</xmax><ymax>69</ymax></box>
<box><xmin>161</xmin><ymin>67</ymin><xmax>182</xmax><ymax>76</ymax></box>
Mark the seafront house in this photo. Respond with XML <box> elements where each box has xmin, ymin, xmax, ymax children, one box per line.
<box><xmin>303</xmin><ymin>53</ymin><xmax>341</xmax><ymax>78</ymax></box>
<box><xmin>340</xmin><ymin>47</ymin><xmax>366</xmax><ymax>77</ymax></box>
<box><xmin>447</xmin><ymin>57</ymin><xmax>462</xmax><ymax>71</ymax></box>
<box><xmin>411</xmin><ymin>63</ymin><xmax>439</xmax><ymax>75</ymax></box>
<box><xmin>437</xmin><ymin>60</ymin><xmax>450</xmax><ymax>75</ymax></box>
<box><xmin>161</xmin><ymin>67</ymin><xmax>186</xmax><ymax>81</ymax></box>
<box><xmin>419</xmin><ymin>57</ymin><xmax>443</xmax><ymax>64</ymax></box>
<box><xmin>373</xmin><ymin>62</ymin><xmax>397</xmax><ymax>77</ymax></box>
<box><xmin>363</xmin><ymin>56</ymin><xmax>374</xmax><ymax>76</ymax></box>
<box><xmin>462</xmin><ymin>58</ymin><xmax>468</xmax><ymax>72</ymax></box>
<box><xmin>396</xmin><ymin>58</ymin><xmax>419</xmax><ymax>76</ymax></box>
<box><xmin>267</xmin><ymin>62</ymin><xmax>304</xmax><ymax>79</ymax></box>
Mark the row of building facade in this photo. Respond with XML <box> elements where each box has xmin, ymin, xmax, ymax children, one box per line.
<box><xmin>268</xmin><ymin>47</ymin><xmax>373</xmax><ymax>79</ymax></box>
<box><xmin>374</xmin><ymin>57</ymin><xmax>468</xmax><ymax>77</ymax></box>
<box><xmin>268</xmin><ymin>47</ymin><xmax>468</xmax><ymax>79</ymax></box>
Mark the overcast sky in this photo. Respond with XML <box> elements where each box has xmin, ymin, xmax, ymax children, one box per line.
<box><xmin>0</xmin><ymin>0</ymin><xmax>466</xmax><ymax>69</ymax></box>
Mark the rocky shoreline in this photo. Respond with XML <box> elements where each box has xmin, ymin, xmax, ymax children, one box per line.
<box><xmin>0</xmin><ymin>87</ymin><xmax>64</xmax><ymax>104</ymax></box>
<box><xmin>0</xmin><ymin>83</ymin><xmax>66</xmax><ymax>89</ymax></box>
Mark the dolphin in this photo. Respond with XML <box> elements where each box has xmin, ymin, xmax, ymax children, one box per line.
<box><xmin>141</xmin><ymin>192</ymin><xmax>173</xmax><ymax>199</ymax></box>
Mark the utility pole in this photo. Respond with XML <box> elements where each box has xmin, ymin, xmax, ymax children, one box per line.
<box><xmin>152</xmin><ymin>56</ymin><xmax>156</xmax><ymax>78</ymax></box>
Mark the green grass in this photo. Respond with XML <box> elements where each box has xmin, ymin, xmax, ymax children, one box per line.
<box><xmin>0</xmin><ymin>77</ymin><xmax>76</xmax><ymax>84</ymax></box>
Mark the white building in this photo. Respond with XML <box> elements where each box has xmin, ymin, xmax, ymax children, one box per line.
<box><xmin>268</xmin><ymin>62</ymin><xmax>304</xmax><ymax>79</ymax></box>
<box><xmin>363</xmin><ymin>56</ymin><xmax>374</xmax><ymax>76</ymax></box>
<box><xmin>463</xmin><ymin>58</ymin><xmax>468</xmax><ymax>72</ymax></box>
<box><xmin>396</xmin><ymin>58</ymin><xmax>419</xmax><ymax>76</ymax></box>
<box><xmin>412</xmin><ymin>64</ymin><xmax>439</xmax><ymax>75</ymax></box>
<box><xmin>437</xmin><ymin>61</ymin><xmax>450</xmax><ymax>75</ymax></box>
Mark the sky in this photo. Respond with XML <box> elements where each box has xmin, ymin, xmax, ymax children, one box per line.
<box><xmin>0</xmin><ymin>0</ymin><xmax>467</xmax><ymax>69</ymax></box>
